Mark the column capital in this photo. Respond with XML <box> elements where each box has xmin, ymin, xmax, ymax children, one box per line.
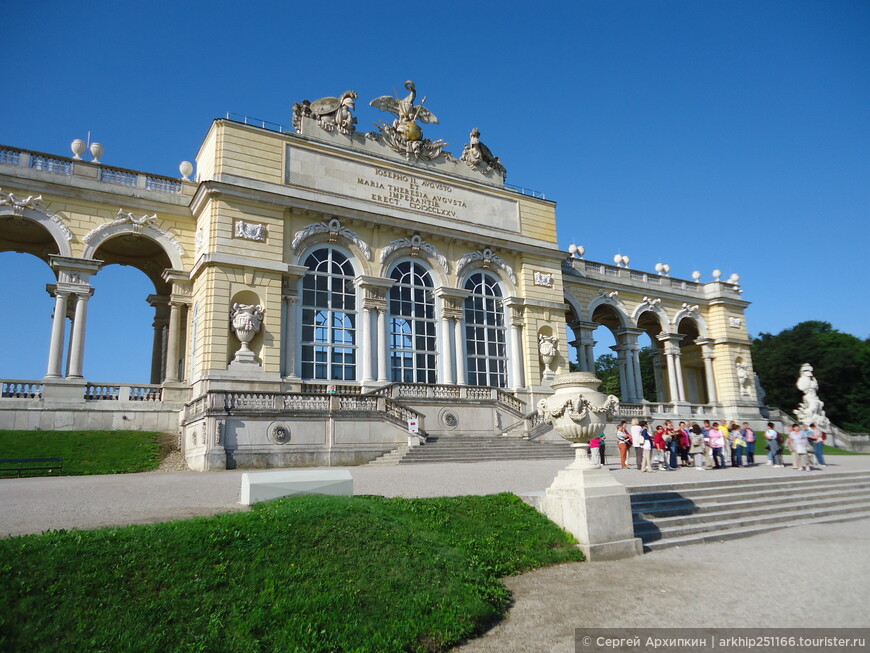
<box><xmin>569</xmin><ymin>319</ymin><xmax>598</xmax><ymax>332</ymax></box>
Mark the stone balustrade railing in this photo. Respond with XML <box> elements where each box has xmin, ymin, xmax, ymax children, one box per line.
<box><xmin>186</xmin><ymin>391</ymin><xmax>425</xmax><ymax>431</ymax></box>
<box><xmin>0</xmin><ymin>379</ymin><xmax>162</xmax><ymax>401</ymax></box>
<box><xmin>1</xmin><ymin>380</ymin><xmax>44</xmax><ymax>399</ymax></box>
<box><xmin>562</xmin><ymin>258</ymin><xmax>742</xmax><ymax>298</ymax></box>
<box><xmin>84</xmin><ymin>384</ymin><xmax>163</xmax><ymax>401</ymax></box>
<box><xmin>0</xmin><ymin>145</ymin><xmax>188</xmax><ymax>196</ymax></box>
<box><xmin>370</xmin><ymin>382</ymin><xmax>526</xmax><ymax>415</ymax></box>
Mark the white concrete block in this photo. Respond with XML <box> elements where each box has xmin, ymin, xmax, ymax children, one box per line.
<box><xmin>239</xmin><ymin>469</ymin><xmax>353</xmax><ymax>506</ymax></box>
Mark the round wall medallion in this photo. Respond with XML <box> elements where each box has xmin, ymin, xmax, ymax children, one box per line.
<box><xmin>441</xmin><ymin>410</ymin><xmax>459</xmax><ymax>429</ymax></box>
<box><xmin>268</xmin><ymin>422</ymin><xmax>292</xmax><ymax>445</ymax></box>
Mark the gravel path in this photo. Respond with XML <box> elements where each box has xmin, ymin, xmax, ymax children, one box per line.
<box><xmin>458</xmin><ymin>517</ymin><xmax>870</xmax><ymax>651</ymax></box>
<box><xmin>2</xmin><ymin>455</ymin><xmax>868</xmax><ymax>537</ymax></box>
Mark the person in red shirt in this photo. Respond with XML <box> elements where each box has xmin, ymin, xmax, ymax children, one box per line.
<box><xmin>653</xmin><ymin>424</ymin><xmax>669</xmax><ymax>470</ymax></box>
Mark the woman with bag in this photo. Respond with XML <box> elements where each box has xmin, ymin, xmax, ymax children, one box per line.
<box><xmin>616</xmin><ymin>421</ymin><xmax>631</xmax><ymax>469</ymax></box>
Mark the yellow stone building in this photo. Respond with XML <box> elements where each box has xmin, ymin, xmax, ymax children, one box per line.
<box><xmin>0</xmin><ymin>83</ymin><xmax>765</xmax><ymax>470</ymax></box>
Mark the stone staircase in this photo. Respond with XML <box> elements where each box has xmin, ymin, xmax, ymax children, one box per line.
<box><xmin>630</xmin><ymin>470</ymin><xmax>870</xmax><ymax>551</ymax></box>
<box><xmin>368</xmin><ymin>436</ymin><xmax>574</xmax><ymax>465</ymax></box>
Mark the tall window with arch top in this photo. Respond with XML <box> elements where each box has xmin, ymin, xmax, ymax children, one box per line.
<box><xmin>301</xmin><ymin>247</ymin><xmax>356</xmax><ymax>380</ymax></box>
<box><xmin>388</xmin><ymin>260</ymin><xmax>436</xmax><ymax>383</ymax></box>
<box><xmin>463</xmin><ymin>271</ymin><xmax>507</xmax><ymax>387</ymax></box>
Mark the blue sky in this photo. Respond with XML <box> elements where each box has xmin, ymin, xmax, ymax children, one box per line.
<box><xmin>1</xmin><ymin>0</ymin><xmax>868</xmax><ymax>382</ymax></box>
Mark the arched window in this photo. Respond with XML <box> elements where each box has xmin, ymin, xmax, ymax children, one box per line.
<box><xmin>301</xmin><ymin>247</ymin><xmax>356</xmax><ymax>380</ymax></box>
<box><xmin>463</xmin><ymin>272</ymin><xmax>507</xmax><ymax>387</ymax></box>
<box><xmin>388</xmin><ymin>261</ymin><xmax>436</xmax><ymax>383</ymax></box>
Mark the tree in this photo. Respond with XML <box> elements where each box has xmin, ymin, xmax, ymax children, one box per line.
<box><xmin>751</xmin><ymin>321</ymin><xmax>870</xmax><ymax>432</ymax></box>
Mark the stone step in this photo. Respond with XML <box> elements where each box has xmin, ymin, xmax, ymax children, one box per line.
<box><xmin>637</xmin><ymin>498</ymin><xmax>870</xmax><ymax>544</ymax></box>
<box><xmin>626</xmin><ymin>469</ymin><xmax>870</xmax><ymax>496</ymax></box>
<box><xmin>634</xmin><ymin>491</ymin><xmax>870</xmax><ymax>531</ymax></box>
<box><xmin>631</xmin><ymin>478</ymin><xmax>870</xmax><ymax>514</ymax></box>
<box><xmin>630</xmin><ymin>470</ymin><xmax>870</xmax><ymax>550</ymax></box>
<box><xmin>644</xmin><ymin>508</ymin><xmax>870</xmax><ymax>552</ymax></box>
<box><xmin>397</xmin><ymin>437</ymin><xmax>574</xmax><ymax>464</ymax></box>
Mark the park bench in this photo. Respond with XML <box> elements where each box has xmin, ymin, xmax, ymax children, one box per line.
<box><xmin>0</xmin><ymin>457</ymin><xmax>64</xmax><ymax>478</ymax></box>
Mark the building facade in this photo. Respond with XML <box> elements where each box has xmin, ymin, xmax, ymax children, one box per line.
<box><xmin>0</xmin><ymin>82</ymin><xmax>765</xmax><ymax>470</ymax></box>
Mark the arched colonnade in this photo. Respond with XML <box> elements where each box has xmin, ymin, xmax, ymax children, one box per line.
<box><xmin>565</xmin><ymin>291</ymin><xmax>719</xmax><ymax>406</ymax></box>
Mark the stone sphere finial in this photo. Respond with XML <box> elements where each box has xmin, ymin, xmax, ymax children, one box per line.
<box><xmin>576</xmin><ymin>245</ymin><xmax>585</xmax><ymax>259</ymax></box>
<box><xmin>729</xmin><ymin>272</ymin><xmax>740</xmax><ymax>284</ymax></box>
<box><xmin>179</xmin><ymin>160</ymin><xmax>193</xmax><ymax>180</ymax></box>
<box><xmin>613</xmin><ymin>254</ymin><xmax>622</xmax><ymax>265</ymax></box>
<box><xmin>712</xmin><ymin>269</ymin><xmax>722</xmax><ymax>281</ymax></box>
<box><xmin>692</xmin><ymin>270</ymin><xmax>702</xmax><ymax>281</ymax></box>
<box><xmin>662</xmin><ymin>264</ymin><xmax>670</xmax><ymax>276</ymax></box>
<box><xmin>569</xmin><ymin>244</ymin><xmax>578</xmax><ymax>256</ymax></box>
<box><xmin>89</xmin><ymin>142</ymin><xmax>104</xmax><ymax>163</ymax></box>
<box><xmin>622</xmin><ymin>255</ymin><xmax>630</xmax><ymax>268</ymax></box>
<box><xmin>71</xmin><ymin>139</ymin><xmax>87</xmax><ymax>160</ymax></box>
<box><xmin>655</xmin><ymin>262</ymin><xmax>664</xmax><ymax>274</ymax></box>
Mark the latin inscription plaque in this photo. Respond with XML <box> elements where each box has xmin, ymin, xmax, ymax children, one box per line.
<box><xmin>286</xmin><ymin>145</ymin><xmax>520</xmax><ymax>232</ymax></box>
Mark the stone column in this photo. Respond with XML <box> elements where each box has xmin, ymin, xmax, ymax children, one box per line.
<box><xmin>377</xmin><ymin>308</ymin><xmax>389</xmax><ymax>383</ymax></box>
<box><xmin>510</xmin><ymin>321</ymin><xmax>524</xmax><ymax>390</ymax></box>
<box><xmin>454</xmin><ymin>317</ymin><xmax>466</xmax><ymax>385</ymax></box>
<box><xmin>164</xmin><ymin>301</ymin><xmax>182</xmax><ymax>382</ymax></box>
<box><xmin>282</xmin><ymin>296</ymin><xmax>301</xmax><ymax>379</ymax></box>
<box><xmin>650</xmin><ymin>350</ymin><xmax>666</xmax><ymax>403</ymax></box>
<box><xmin>360</xmin><ymin>306</ymin><xmax>374</xmax><ymax>383</ymax></box>
<box><xmin>672</xmin><ymin>348</ymin><xmax>686</xmax><ymax>402</ymax></box>
<box><xmin>67</xmin><ymin>292</ymin><xmax>91</xmax><ymax>379</ymax></box>
<box><xmin>440</xmin><ymin>314</ymin><xmax>455</xmax><ymax>384</ymax></box>
<box><xmin>657</xmin><ymin>336</ymin><xmax>687</xmax><ymax>404</ymax></box>
<box><xmin>505</xmin><ymin>299</ymin><xmax>525</xmax><ymax>390</ymax></box>
<box><xmin>45</xmin><ymin>289</ymin><xmax>69</xmax><ymax>378</ymax></box>
<box><xmin>147</xmin><ymin>295</ymin><xmax>169</xmax><ymax>384</ymax></box>
<box><xmin>628</xmin><ymin>345</ymin><xmax>644</xmax><ymax>402</ymax></box>
<box><xmin>699</xmin><ymin>340</ymin><xmax>718</xmax><ymax>404</ymax></box>
<box><xmin>610</xmin><ymin>344</ymin><xmax>629</xmax><ymax>401</ymax></box>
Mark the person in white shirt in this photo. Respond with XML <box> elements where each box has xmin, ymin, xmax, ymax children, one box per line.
<box><xmin>630</xmin><ymin>418</ymin><xmax>644</xmax><ymax>470</ymax></box>
<box><xmin>788</xmin><ymin>424</ymin><xmax>810</xmax><ymax>471</ymax></box>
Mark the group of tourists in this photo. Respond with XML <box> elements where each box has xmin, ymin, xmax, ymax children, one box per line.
<box><xmin>606</xmin><ymin>419</ymin><xmax>828</xmax><ymax>472</ymax></box>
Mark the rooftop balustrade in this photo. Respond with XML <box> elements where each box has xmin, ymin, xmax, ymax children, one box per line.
<box><xmin>0</xmin><ymin>145</ymin><xmax>189</xmax><ymax>197</ymax></box>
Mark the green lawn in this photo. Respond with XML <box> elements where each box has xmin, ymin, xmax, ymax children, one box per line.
<box><xmin>0</xmin><ymin>430</ymin><xmax>162</xmax><ymax>475</ymax></box>
<box><xmin>0</xmin><ymin>493</ymin><xmax>583</xmax><ymax>652</ymax></box>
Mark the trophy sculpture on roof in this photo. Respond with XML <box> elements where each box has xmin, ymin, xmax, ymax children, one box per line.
<box><xmin>369</xmin><ymin>81</ymin><xmax>447</xmax><ymax>161</ymax></box>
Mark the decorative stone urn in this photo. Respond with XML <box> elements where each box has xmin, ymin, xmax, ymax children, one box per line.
<box><xmin>536</xmin><ymin>372</ymin><xmax>619</xmax><ymax>467</ymax></box>
<box><xmin>532</xmin><ymin>372</ymin><xmax>641</xmax><ymax>560</ymax></box>
<box><xmin>230</xmin><ymin>303</ymin><xmax>264</xmax><ymax>367</ymax></box>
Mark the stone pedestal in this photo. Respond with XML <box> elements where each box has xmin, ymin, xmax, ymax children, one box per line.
<box><xmin>228</xmin><ymin>348</ymin><xmax>260</xmax><ymax>371</ymax></box>
<box><xmin>540</xmin><ymin>445</ymin><xmax>642</xmax><ymax>561</ymax></box>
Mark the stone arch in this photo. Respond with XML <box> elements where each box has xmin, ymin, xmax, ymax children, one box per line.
<box><xmin>673</xmin><ymin>308</ymin><xmax>708</xmax><ymax>340</ymax></box>
<box><xmin>455</xmin><ymin>248</ymin><xmax>517</xmax><ymax>297</ymax></box>
<box><xmin>564</xmin><ymin>292</ymin><xmax>584</xmax><ymax>323</ymax></box>
<box><xmin>0</xmin><ymin>205</ymin><xmax>73</xmax><ymax>259</ymax></box>
<box><xmin>379</xmin><ymin>234</ymin><xmax>449</xmax><ymax>288</ymax></box>
<box><xmin>631</xmin><ymin>299</ymin><xmax>670</xmax><ymax>332</ymax></box>
<box><xmin>381</xmin><ymin>249</ymin><xmax>448</xmax><ymax>290</ymax></box>
<box><xmin>291</xmin><ymin>218</ymin><xmax>373</xmax><ymax>277</ymax></box>
<box><xmin>587</xmin><ymin>293</ymin><xmax>630</xmax><ymax>330</ymax></box>
<box><xmin>83</xmin><ymin>221</ymin><xmax>184</xmax><ymax>272</ymax></box>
